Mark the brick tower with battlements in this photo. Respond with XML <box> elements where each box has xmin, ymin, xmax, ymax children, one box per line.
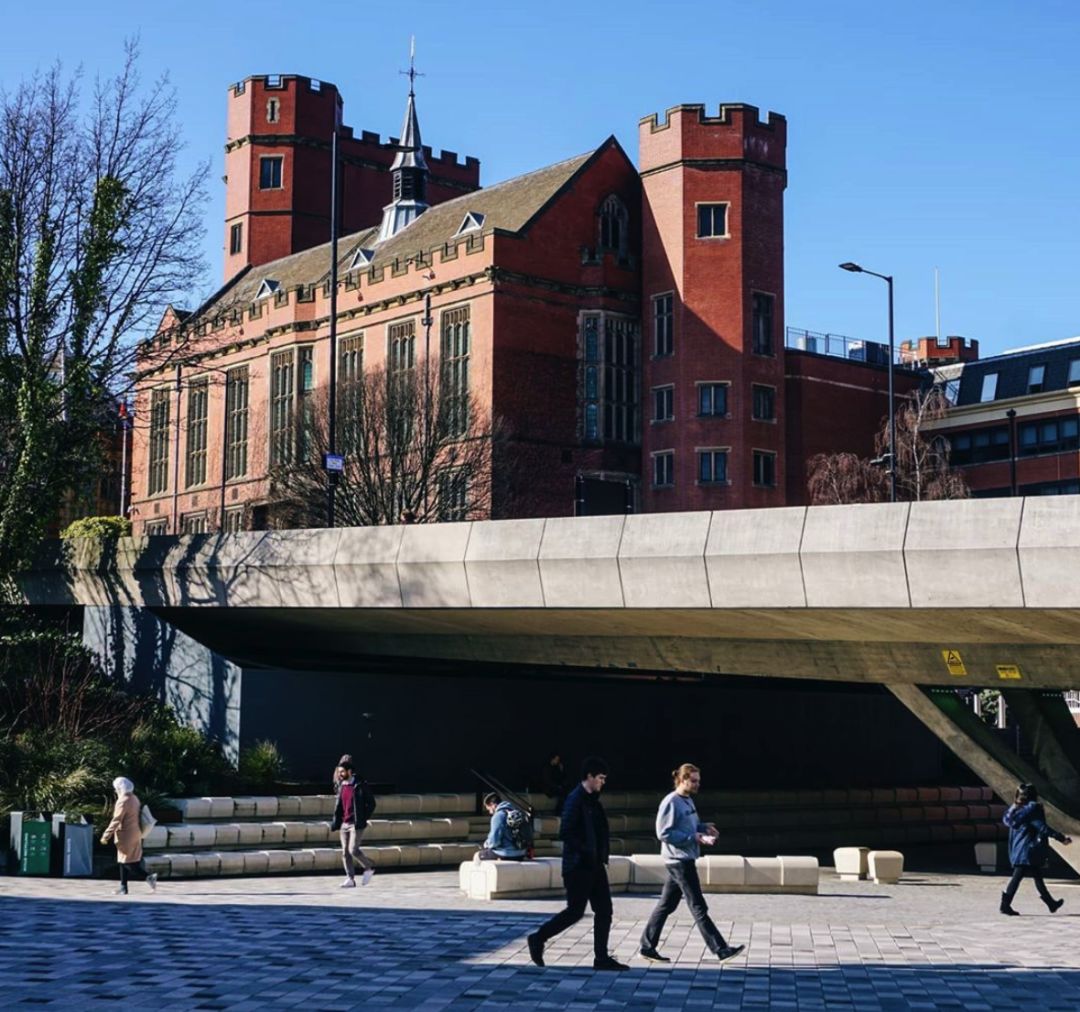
<box><xmin>223</xmin><ymin>74</ymin><xmax>480</xmax><ymax>280</ymax></box>
<box><xmin>639</xmin><ymin>103</ymin><xmax>787</xmax><ymax>512</ymax></box>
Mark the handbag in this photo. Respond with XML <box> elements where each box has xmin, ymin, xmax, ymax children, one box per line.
<box><xmin>139</xmin><ymin>803</ymin><xmax>158</xmax><ymax>839</ymax></box>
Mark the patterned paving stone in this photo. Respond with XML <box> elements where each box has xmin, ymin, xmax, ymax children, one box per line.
<box><xmin>1</xmin><ymin>869</ymin><xmax>1079</xmax><ymax>1009</ymax></box>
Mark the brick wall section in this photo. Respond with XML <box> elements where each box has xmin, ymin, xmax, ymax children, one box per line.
<box><xmin>639</xmin><ymin>104</ymin><xmax>787</xmax><ymax>512</ymax></box>
<box><xmin>784</xmin><ymin>352</ymin><xmax>923</xmax><ymax>504</ymax></box>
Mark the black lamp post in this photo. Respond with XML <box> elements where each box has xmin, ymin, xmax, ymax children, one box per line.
<box><xmin>839</xmin><ymin>261</ymin><xmax>896</xmax><ymax>503</ymax></box>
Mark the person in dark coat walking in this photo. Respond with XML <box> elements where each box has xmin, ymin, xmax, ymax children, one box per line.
<box><xmin>1000</xmin><ymin>783</ymin><xmax>1073</xmax><ymax>915</ymax></box>
<box><xmin>527</xmin><ymin>757</ymin><xmax>629</xmax><ymax>972</ymax></box>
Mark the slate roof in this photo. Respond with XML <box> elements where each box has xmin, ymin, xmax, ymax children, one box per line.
<box><xmin>198</xmin><ymin>145</ymin><xmax>604</xmax><ymax>320</ymax></box>
<box><xmin>954</xmin><ymin>337</ymin><xmax>1080</xmax><ymax>406</ymax></box>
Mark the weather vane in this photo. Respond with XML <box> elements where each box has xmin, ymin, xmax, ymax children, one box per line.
<box><xmin>400</xmin><ymin>36</ymin><xmax>424</xmax><ymax>95</ymax></box>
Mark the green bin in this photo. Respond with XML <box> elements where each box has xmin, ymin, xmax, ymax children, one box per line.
<box><xmin>9</xmin><ymin>812</ymin><xmax>52</xmax><ymax>875</ymax></box>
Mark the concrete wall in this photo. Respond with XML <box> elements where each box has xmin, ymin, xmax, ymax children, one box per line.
<box><xmin>240</xmin><ymin>666</ymin><xmax>958</xmax><ymax>790</ymax></box>
<box><xmin>82</xmin><ymin>606</ymin><xmax>242</xmax><ymax>763</ymax></box>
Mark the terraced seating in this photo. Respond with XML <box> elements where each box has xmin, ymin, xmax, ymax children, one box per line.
<box><xmin>141</xmin><ymin>784</ymin><xmax>1006</xmax><ymax>880</ymax></box>
<box><xmin>460</xmin><ymin>853</ymin><xmax>819</xmax><ymax>900</ymax></box>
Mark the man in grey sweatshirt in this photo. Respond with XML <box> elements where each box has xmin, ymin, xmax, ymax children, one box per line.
<box><xmin>640</xmin><ymin>763</ymin><xmax>744</xmax><ymax>963</ymax></box>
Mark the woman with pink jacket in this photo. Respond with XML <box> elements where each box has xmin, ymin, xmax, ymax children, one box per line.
<box><xmin>100</xmin><ymin>777</ymin><xmax>157</xmax><ymax>895</ymax></box>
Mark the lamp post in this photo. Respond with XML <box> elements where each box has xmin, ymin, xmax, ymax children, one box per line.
<box><xmin>839</xmin><ymin>262</ymin><xmax>896</xmax><ymax>503</ymax></box>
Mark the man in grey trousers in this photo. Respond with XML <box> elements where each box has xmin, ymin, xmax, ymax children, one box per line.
<box><xmin>639</xmin><ymin>763</ymin><xmax>744</xmax><ymax>963</ymax></box>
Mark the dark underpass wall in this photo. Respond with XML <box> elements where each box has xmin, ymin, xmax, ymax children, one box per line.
<box><xmin>240</xmin><ymin>669</ymin><xmax>970</xmax><ymax>792</ymax></box>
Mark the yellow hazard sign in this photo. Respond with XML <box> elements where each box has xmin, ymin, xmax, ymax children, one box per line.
<box><xmin>942</xmin><ymin>650</ymin><xmax>967</xmax><ymax>676</ymax></box>
<box><xmin>997</xmin><ymin>665</ymin><xmax>1023</xmax><ymax>680</ymax></box>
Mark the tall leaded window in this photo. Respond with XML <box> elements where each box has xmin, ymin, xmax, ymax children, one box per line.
<box><xmin>225</xmin><ymin>366</ymin><xmax>249</xmax><ymax>480</ymax></box>
<box><xmin>185</xmin><ymin>378</ymin><xmax>209</xmax><ymax>488</ymax></box>
<box><xmin>296</xmin><ymin>345</ymin><xmax>315</xmax><ymax>460</ymax></box>
<box><xmin>580</xmin><ymin>313</ymin><xmax>639</xmax><ymax>445</ymax></box>
<box><xmin>388</xmin><ymin>319</ymin><xmax>416</xmax><ymax>375</ymax></box>
<box><xmin>441</xmin><ymin>306</ymin><xmax>470</xmax><ymax>436</ymax></box>
<box><xmin>338</xmin><ymin>333</ymin><xmax>364</xmax><ymax>454</ymax></box>
<box><xmin>598</xmin><ymin>194</ymin><xmax>628</xmax><ymax>257</ymax></box>
<box><xmin>148</xmin><ymin>388</ymin><xmax>170</xmax><ymax>495</ymax></box>
<box><xmin>269</xmin><ymin>349</ymin><xmax>295</xmax><ymax>465</ymax></box>
<box><xmin>438</xmin><ymin>468</ymin><xmax>469</xmax><ymax>521</ymax></box>
<box><xmin>653</xmin><ymin>294</ymin><xmax>673</xmax><ymax>357</ymax></box>
<box><xmin>751</xmin><ymin>292</ymin><xmax>775</xmax><ymax>356</ymax></box>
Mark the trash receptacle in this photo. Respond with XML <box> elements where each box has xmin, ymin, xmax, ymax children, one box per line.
<box><xmin>10</xmin><ymin>812</ymin><xmax>51</xmax><ymax>875</ymax></box>
<box><xmin>51</xmin><ymin>813</ymin><xmax>94</xmax><ymax>877</ymax></box>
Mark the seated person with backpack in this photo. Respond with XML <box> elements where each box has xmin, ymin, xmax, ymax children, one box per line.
<box><xmin>475</xmin><ymin>792</ymin><xmax>531</xmax><ymax>861</ymax></box>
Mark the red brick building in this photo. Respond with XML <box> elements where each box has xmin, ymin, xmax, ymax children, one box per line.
<box><xmin>129</xmin><ymin>73</ymin><xmax>906</xmax><ymax>534</ymax></box>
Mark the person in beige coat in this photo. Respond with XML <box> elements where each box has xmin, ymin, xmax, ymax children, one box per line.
<box><xmin>101</xmin><ymin>777</ymin><xmax>157</xmax><ymax>895</ymax></box>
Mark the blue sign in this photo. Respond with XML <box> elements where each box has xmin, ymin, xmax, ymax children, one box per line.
<box><xmin>323</xmin><ymin>453</ymin><xmax>345</xmax><ymax>473</ymax></box>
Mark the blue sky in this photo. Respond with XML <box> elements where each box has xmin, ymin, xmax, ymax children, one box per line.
<box><xmin>4</xmin><ymin>0</ymin><xmax>1078</xmax><ymax>357</ymax></box>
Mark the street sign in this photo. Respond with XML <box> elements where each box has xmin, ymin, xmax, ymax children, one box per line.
<box><xmin>942</xmin><ymin>650</ymin><xmax>967</xmax><ymax>676</ymax></box>
<box><xmin>323</xmin><ymin>453</ymin><xmax>345</xmax><ymax>473</ymax></box>
<box><xmin>996</xmin><ymin>664</ymin><xmax>1023</xmax><ymax>681</ymax></box>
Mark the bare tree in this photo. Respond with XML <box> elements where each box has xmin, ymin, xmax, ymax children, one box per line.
<box><xmin>807</xmin><ymin>385</ymin><xmax>968</xmax><ymax>504</ymax></box>
<box><xmin>0</xmin><ymin>42</ymin><xmax>208</xmax><ymax>595</ymax></box>
<box><xmin>268</xmin><ymin>361</ymin><xmax>503</xmax><ymax>527</ymax></box>
<box><xmin>806</xmin><ymin>451</ymin><xmax>887</xmax><ymax>506</ymax></box>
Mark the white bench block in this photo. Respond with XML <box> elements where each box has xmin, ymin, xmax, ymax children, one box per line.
<box><xmin>276</xmin><ymin>797</ymin><xmax>302</xmax><ymax>817</ymax></box>
<box><xmin>290</xmin><ymin>850</ymin><xmax>315</xmax><ymax>872</ymax></box>
<box><xmin>975</xmin><ymin>841</ymin><xmax>999</xmax><ymax>873</ymax></box>
<box><xmin>217</xmin><ymin>851</ymin><xmax>246</xmax><ymax>875</ymax></box>
<box><xmin>167</xmin><ymin>853</ymin><xmax>197</xmax><ymax>877</ymax></box>
<box><xmin>305</xmin><ymin>848</ymin><xmax>339</xmax><ymax>871</ymax></box>
<box><xmin>744</xmin><ymin>857</ymin><xmax>783</xmax><ymax>888</ymax></box>
<box><xmin>259</xmin><ymin>824</ymin><xmax>286</xmax><ymax>845</ymax></box>
<box><xmin>298</xmin><ymin>796</ymin><xmax>324</xmax><ymax>817</ymax></box>
<box><xmin>262</xmin><ymin>850</ymin><xmax>293</xmax><ymax>873</ymax></box>
<box><xmin>232</xmin><ymin>798</ymin><xmax>257</xmax><ymax>818</ymax></box>
<box><xmin>188</xmin><ymin>824</ymin><xmax>217</xmax><ymax>847</ymax></box>
<box><xmin>305</xmin><ymin>822</ymin><xmax>332</xmax><ymax>844</ymax></box>
<box><xmin>213</xmin><ymin>824</ymin><xmax>240</xmax><ymax>847</ymax></box>
<box><xmin>273</xmin><ymin>821</ymin><xmax>308</xmax><ymax>844</ymax></box>
<box><xmin>194</xmin><ymin>852</ymin><xmax>221</xmax><ymax>876</ymax></box>
<box><xmin>234</xmin><ymin>820</ymin><xmax>261</xmax><ymax>846</ymax></box>
<box><xmin>374</xmin><ymin>795</ymin><xmax>407</xmax><ymax>815</ymax></box>
<box><xmin>868</xmin><ymin>850</ymin><xmax>904</xmax><ymax>884</ymax></box>
<box><xmin>416</xmin><ymin>843</ymin><xmax>446</xmax><ymax>866</ymax></box>
<box><xmin>630</xmin><ymin>854</ymin><xmax>669</xmax><ymax>886</ymax></box>
<box><xmin>779</xmin><ymin>856</ymin><xmax>819</xmax><ymax>892</ymax></box>
<box><xmin>251</xmin><ymin>797</ymin><xmax>279</xmax><ymax>818</ymax></box>
<box><xmin>607</xmin><ymin>855</ymin><xmax>632</xmax><ymax>887</ymax></box>
<box><xmin>144</xmin><ymin>855</ymin><xmax>170</xmax><ymax>877</ymax></box>
<box><xmin>142</xmin><ymin>826</ymin><xmax>168</xmax><ymax>849</ymax></box>
<box><xmin>396</xmin><ymin>844</ymin><xmax>421</xmax><ymax>866</ymax></box>
<box><xmin>833</xmin><ymin>846</ymin><xmax>870</xmax><ymax>881</ymax></box>
<box><xmin>171</xmin><ymin>798</ymin><xmax>211</xmax><ymax>820</ymax></box>
<box><xmin>701</xmin><ymin>855</ymin><xmax>746</xmax><ymax>888</ymax></box>
<box><xmin>361</xmin><ymin>820</ymin><xmax>395</xmax><ymax>841</ymax></box>
<box><xmin>166</xmin><ymin>825</ymin><xmax>194</xmax><ymax>848</ymax></box>
<box><xmin>204</xmin><ymin>797</ymin><xmax>234</xmax><ymax>819</ymax></box>
<box><xmin>243</xmin><ymin>851</ymin><xmax>269</xmax><ymax>874</ymax></box>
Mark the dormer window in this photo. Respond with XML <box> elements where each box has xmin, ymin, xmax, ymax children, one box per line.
<box><xmin>349</xmin><ymin>248</ymin><xmax>374</xmax><ymax>270</ymax></box>
<box><xmin>598</xmin><ymin>194</ymin><xmax>628</xmax><ymax>257</ymax></box>
<box><xmin>455</xmin><ymin>211</ymin><xmax>485</xmax><ymax>236</ymax></box>
<box><xmin>256</xmin><ymin>279</ymin><xmax>281</xmax><ymax>300</ymax></box>
<box><xmin>266</xmin><ymin>98</ymin><xmax>280</xmax><ymax>123</ymax></box>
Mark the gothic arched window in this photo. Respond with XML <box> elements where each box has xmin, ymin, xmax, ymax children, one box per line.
<box><xmin>598</xmin><ymin>195</ymin><xmax>628</xmax><ymax>257</ymax></box>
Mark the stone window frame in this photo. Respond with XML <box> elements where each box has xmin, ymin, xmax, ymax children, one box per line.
<box><xmin>184</xmin><ymin>377</ymin><xmax>210</xmax><ymax>488</ymax></box>
<box><xmin>696</xmin><ymin>446</ymin><xmax>731</xmax><ymax>485</ymax></box>
<box><xmin>697</xmin><ymin>381</ymin><xmax>730</xmax><ymax>418</ymax></box>
<box><xmin>651</xmin><ymin>449</ymin><xmax>675</xmax><ymax>488</ymax></box>
<box><xmin>259</xmin><ymin>155</ymin><xmax>284</xmax><ymax>190</ymax></box>
<box><xmin>652</xmin><ymin>292</ymin><xmax>674</xmax><ymax>358</ymax></box>
<box><xmin>651</xmin><ymin>384</ymin><xmax>674</xmax><ymax>423</ymax></box>
<box><xmin>695</xmin><ymin>201</ymin><xmax>730</xmax><ymax>240</ymax></box>
<box><xmin>751</xmin><ymin>383</ymin><xmax>777</xmax><ymax>423</ymax></box>
<box><xmin>148</xmin><ymin>386</ymin><xmax>171</xmax><ymax>496</ymax></box>
<box><xmin>752</xmin><ymin>448</ymin><xmax>777</xmax><ymax>488</ymax></box>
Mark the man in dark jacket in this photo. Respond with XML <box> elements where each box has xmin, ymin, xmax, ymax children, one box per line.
<box><xmin>331</xmin><ymin>761</ymin><xmax>376</xmax><ymax>887</ymax></box>
<box><xmin>527</xmin><ymin>757</ymin><xmax>628</xmax><ymax>972</ymax></box>
<box><xmin>1000</xmin><ymin>782</ymin><xmax>1072</xmax><ymax>915</ymax></box>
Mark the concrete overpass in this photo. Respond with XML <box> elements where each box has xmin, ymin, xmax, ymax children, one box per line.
<box><xmin>18</xmin><ymin>496</ymin><xmax>1080</xmax><ymax>870</ymax></box>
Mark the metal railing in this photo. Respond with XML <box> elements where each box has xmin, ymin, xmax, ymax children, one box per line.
<box><xmin>786</xmin><ymin>326</ymin><xmax>905</xmax><ymax>366</ymax></box>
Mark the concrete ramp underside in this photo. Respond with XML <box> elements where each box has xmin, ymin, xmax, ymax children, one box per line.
<box><xmin>18</xmin><ymin>497</ymin><xmax>1080</xmax><ymax>688</ymax></box>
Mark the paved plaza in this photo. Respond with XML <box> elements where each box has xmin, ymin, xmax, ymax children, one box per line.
<box><xmin>2</xmin><ymin>867</ymin><xmax>1079</xmax><ymax>1010</ymax></box>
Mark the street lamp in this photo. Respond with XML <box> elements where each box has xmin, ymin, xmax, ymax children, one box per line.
<box><xmin>839</xmin><ymin>261</ymin><xmax>896</xmax><ymax>503</ymax></box>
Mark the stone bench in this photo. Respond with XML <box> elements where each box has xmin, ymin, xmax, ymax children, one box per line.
<box><xmin>458</xmin><ymin>853</ymin><xmax>819</xmax><ymax>900</ymax></box>
<box><xmin>867</xmin><ymin>849</ymin><xmax>904</xmax><ymax>884</ymax></box>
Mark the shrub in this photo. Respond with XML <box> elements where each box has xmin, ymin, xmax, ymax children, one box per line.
<box><xmin>60</xmin><ymin>516</ymin><xmax>132</xmax><ymax>541</ymax></box>
<box><xmin>238</xmin><ymin>740</ymin><xmax>286</xmax><ymax>789</ymax></box>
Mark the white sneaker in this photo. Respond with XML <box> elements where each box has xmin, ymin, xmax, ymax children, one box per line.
<box><xmin>147</xmin><ymin>873</ymin><xmax>158</xmax><ymax>892</ymax></box>
<box><xmin>361</xmin><ymin>868</ymin><xmax>375</xmax><ymax>886</ymax></box>
<box><xmin>341</xmin><ymin>877</ymin><xmax>356</xmax><ymax>888</ymax></box>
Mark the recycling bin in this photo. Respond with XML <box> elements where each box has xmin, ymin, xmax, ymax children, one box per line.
<box><xmin>9</xmin><ymin>812</ymin><xmax>51</xmax><ymax>875</ymax></box>
<box><xmin>51</xmin><ymin>813</ymin><xmax>94</xmax><ymax>877</ymax></box>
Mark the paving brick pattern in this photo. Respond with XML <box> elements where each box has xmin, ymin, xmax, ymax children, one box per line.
<box><xmin>1</xmin><ymin>869</ymin><xmax>1079</xmax><ymax>1009</ymax></box>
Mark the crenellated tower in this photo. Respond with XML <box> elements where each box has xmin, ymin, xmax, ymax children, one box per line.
<box><xmin>223</xmin><ymin>73</ymin><xmax>480</xmax><ymax>280</ymax></box>
<box><xmin>639</xmin><ymin>103</ymin><xmax>787</xmax><ymax>512</ymax></box>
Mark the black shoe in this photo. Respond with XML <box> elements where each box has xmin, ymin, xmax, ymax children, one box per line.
<box><xmin>527</xmin><ymin>933</ymin><xmax>545</xmax><ymax>967</ymax></box>
<box><xmin>1046</xmin><ymin>897</ymin><xmax>1064</xmax><ymax>913</ymax></box>
<box><xmin>1000</xmin><ymin>893</ymin><xmax>1020</xmax><ymax>916</ymax></box>
<box><xmin>639</xmin><ymin>947</ymin><xmax>670</xmax><ymax>963</ymax></box>
<box><xmin>594</xmin><ymin>955</ymin><xmax>630</xmax><ymax>971</ymax></box>
<box><xmin>715</xmin><ymin>944</ymin><xmax>745</xmax><ymax>961</ymax></box>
